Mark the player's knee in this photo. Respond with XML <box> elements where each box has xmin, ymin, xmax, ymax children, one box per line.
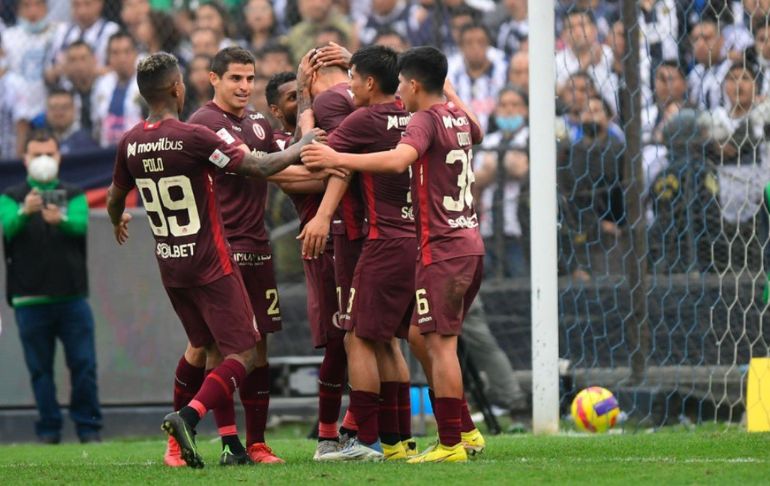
<box><xmin>184</xmin><ymin>343</ymin><xmax>207</xmax><ymax>367</ymax></box>
<box><xmin>234</xmin><ymin>347</ymin><xmax>258</xmax><ymax>373</ymax></box>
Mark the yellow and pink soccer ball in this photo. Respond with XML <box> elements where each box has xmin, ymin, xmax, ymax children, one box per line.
<box><xmin>570</xmin><ymin>386</ymin><xmax>620</xmax><ymax>433</ymax></box>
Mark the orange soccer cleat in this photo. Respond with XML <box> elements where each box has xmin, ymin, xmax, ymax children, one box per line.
<box><xmin>247</xmin><ymin>443</ymin><xmax>285</xmax><ymax>464</ymax></box>
<box><xmin>163</xmin><ymin>436</ymin><xmax>187</xmax><ymax>467</ymax></box>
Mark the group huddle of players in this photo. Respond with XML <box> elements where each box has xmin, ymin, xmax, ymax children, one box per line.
<box><xmin>106</xmin><ymin>40</ymin><xmax>487</xmax><ymax>468</ymax></box>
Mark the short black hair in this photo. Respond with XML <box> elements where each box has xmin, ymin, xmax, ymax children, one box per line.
<box><xmin>107</xmin><ymin>30</ymin><xmax>137</xmax><ymax>52</ymax></box>
<box><xmin>373</xmin><ymin>27</ymin><xmax>409</xmax><ymax>47</ymax></box>
<box><xmin>47</xmin><ymin>86</ymin><xmax>74</xmax><ymax>100</ymax></box>
<box><xmin>66</xmin><ymin>39</ymin><xmax>94</xmax><ymax>54</ymax></box>
<box><xmin>25</xmin><ymin>128</ymin><xmax>59</xmax><ymax>153</ymax></box>
<box><xmin>211</xmin><ymin>46</ymin><xmax>256</xmax><ymax>77</ymax></box>
<box><xmin>564</xmin><ymin>8</ymin><xmax>597</xmax><ymax>25</ymax></box>
<box><xmin>137</xmin><ymin>52</ymin><xmax>180</xmax><ymax>103</ymax></box>
<box><xmin>655</xmin><ymin>60</ymin><xmax>686</xmax><ymax>79</ymax></box>
<box><xmin>316</xmin><ymin>25</ymin><xmax>349</xmax><ymax>47</ymax></box>
<box><xmin>257</xmin><ymin>42</ymin><xmax>294</xmax><ymax>64</ymax></box>
<box><xmin>458</xmin><ymin>22</ymin><xmax>491</xmax><ymax>45</ymax></box>
<box><xmin>351</xmin><ymin>45</ymin><xmax>399</xmax><ymax>95</ymax></box>
<box><xmin>450</xmin><ymin>4</ymin><xmax>480</xmax><ymax>21</ymax></box>
<box><xmin>266</xmin><ymin>71</ymin><xmax>297</xmax><ymax>106</ymax></box>
<box><xmin>398</xmin><ymin>46</ymin><xmax>447</xmax><ymax>95</ymax></box>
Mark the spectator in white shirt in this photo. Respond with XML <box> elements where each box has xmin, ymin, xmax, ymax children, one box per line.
<box><xmin>508</xmin><ymin>50</ymin><xmax>528</xmax><ymax>93</ymax></box>
<box><xmin>2</xmin><ymin>0</ymin><xmax>58</xmax><ymax>154</ymax></box>
<box><xmin>751</xmin><ymin>15</ymin><xmax>770</xmax><ymax>96</ymax></box>
<box><xmin>495</xmin><ymin>0</ymin><xmax>528</xmax><ymax>58</ymax></box>
<box><xmin>92</xmin><ymin>31</ymin><xmax>142</xmax><ymax>147</ymax></box>
<box><xmin>447</xmin><ymin>22</ymin><xmax>508</xmax><ymax>132</ymax></box>
<box><xmin>555</xmin><ymin>8</ymin><xmax>618</xmax><ymax>114</ymax></box>
<box><xmin>60</xmin><ymin>40</ymin><xmax>99</xmax><ymax>135</ymax></box>
<box><xmin>473</xmin><ymin>86</ymin><xmax>530</xmax><ymax>277</ymax></box>
<box><xmin>688</xmin><ymin>16</ymin><xmax>732</xmax><ymax>110</ymax></box>
<box><xmin>46</xmin><ymin>0</ymin><xmax>120</xmax><ymax>83</ymax></box>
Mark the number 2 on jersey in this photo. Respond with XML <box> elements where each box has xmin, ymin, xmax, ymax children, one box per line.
<box><xmin>136</xmin><ymin>175</ymin><xmax>201</xmax><ymax>237</ymax></box>
<box><xmin>442</xmin><ymin>149</ymin><xmax>475</xmax><ymax>212</ymax></box>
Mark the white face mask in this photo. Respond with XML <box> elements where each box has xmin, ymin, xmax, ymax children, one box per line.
<box><xmin>28</xmin><ymin>155</ymin><xmax>59</xmax><ymax>183</ymax></box>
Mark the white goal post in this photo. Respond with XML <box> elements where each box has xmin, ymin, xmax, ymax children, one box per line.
<box><xmin>528</xmin><ymin>0</ymin><xmax>560</xmax><ymax>435</ymax></box>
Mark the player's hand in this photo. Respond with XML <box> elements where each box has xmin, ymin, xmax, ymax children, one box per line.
<box><xmin>22</xmin><ymin>188</ymin><xmax>43</xmax><ymax>215</ymax></box>
<box><xmin>297</xmin><ymin>50</ymin><xmax>316</xmax><ymax>91</ymax></box>
<box><xmin>312</xmin><ymin>42</ymin><xmax>352</xmax><ymax>69</ymax></box>
<box><xmin>301</xmin><ymin>141</ymin><xmax>338</xmax><ymax>170</ymax></box>
<box><xmin>298</xmin><ymin>108</ymin><xmax>315</xmax><ymax>135</ymax></box>
<box><xmin>41</xmin><ymin>204</ymin><xmax>63</xmax><ymax>225</ymax></box>
<box><xmin>114</xmin><ymin>213</ymin><xmax>132</xmax><ymax>245</ymax></box>
<box><xmin>297</xmin><ymin>213</ymin><xmax>331</xmax><ymax>259</ymax></box>
<box><xmin>443</xmin><ymin>78</ymin><xmax>458</xmax><ymax>99</ymax></box>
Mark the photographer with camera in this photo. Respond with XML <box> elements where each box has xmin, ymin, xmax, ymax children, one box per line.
<box><xmin>0</xmin><ymin>129</ymin><xmax>101</xmax><ymax>444</ymax></box>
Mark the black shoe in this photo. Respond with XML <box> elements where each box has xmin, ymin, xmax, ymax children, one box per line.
<box><xmin>161</xmin><ymin>412</ymin><xmax>204</xmax><ymax>469</ymax></box>
<box><xmin>219</xmin><ymin>445</ymin><xmax>253</xmax><ymax>466</ymax></box>
<box><xmin>79</xmin><ymin>433</ymin><xmax>102</xmax><ymax>444</ymax></box>
<box><xmin>38</xmin><ymin>435</ymin><xmax>61</xmax><ymax>445</ymax></box>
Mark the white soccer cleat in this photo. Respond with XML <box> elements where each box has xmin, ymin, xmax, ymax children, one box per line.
<box><xmin>315</xmin><ymin>438</ymin><xmax>384</xmax><ymax>462</ymax></box>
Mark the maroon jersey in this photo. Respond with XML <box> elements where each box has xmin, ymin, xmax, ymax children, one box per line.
<box><xmin>274</xmin><ymin>129</ymin><xmax>323</xmax><ymax>227</ymax></box>
<box><xmin>312</xmin><ymin>82</ymin><xmax>365</xmax><ymax>239</ymax></box>
<box><xmin>187</xmin><ymin>101</ymin><xmax>278</xmax><ymax>253</ymax></box>
<box><xmin>399</xmin><ymin>102</ymin><xmax>485</xmax><ymax>265</ymax></box>
<box><xmin>329</xmin><ymin>102</ymin><xmax>414</xmax><ymax>240</ymax></box>
<box><xmin>112</xmin><ymin>118</ymin><xmax>245</xmax><ymax>287</ymax></box>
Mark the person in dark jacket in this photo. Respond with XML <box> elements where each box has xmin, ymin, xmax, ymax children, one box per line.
<box><xmin>0</xmin><ymin>129</ymin><xmax>101</xmax><ymax>444</ymax></box>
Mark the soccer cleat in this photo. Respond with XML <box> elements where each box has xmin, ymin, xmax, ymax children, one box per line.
<box><xmin>339</xmin><ymin>430</ymin><xmax>355</xmax><ymax>449</ymax></box>
<box><xmin>163</xmin><ymin>436</ymin><xmax>187</xmax><ymax>467</ymax></box>
<box><xmin>402</xmin><ymin>438</ymin><xmax>418</xmax><ymax>458</ymax></box>
<box><xmin>247</xmin><ymin>443</ymin><xmax>285</xmax><ymax>464</ymax></box>
<box><xmin>406</xmin><ymin>442</ymin><xmax>468</xmax><ymax>464</ymax></box>
<box><xmin>219</xmin><ymin>445</ymin><xmax>253</xmax><ymax>466</ymax></box>
<box><xmin>315</xmin><ymin>437</ymin><xmax>385</xmax><ymax>462</ymax></box>
<box><xmin>461</xmin><ymin>428</ymin><xmax>486</xmax><ymax>456</ymax></box>
<box><xmin>313</xmin><ymin>440</ymin><xmax>341</xmax><ymax>461</ymax></box>
<box><xmin>382</xmin><ymin>441</ymin><xmax>408</xmax><ymax>460</ymax></box>
<box><xmin>161</xmin><ymin>412</ymin><xmax>204</xmax><ymax>469</ymax></box>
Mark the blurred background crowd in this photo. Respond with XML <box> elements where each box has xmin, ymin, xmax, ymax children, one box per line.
<box><xmin>1</xmin><ymin>0</ymin><xmax>769</xmax><ymax>282</ymax></box>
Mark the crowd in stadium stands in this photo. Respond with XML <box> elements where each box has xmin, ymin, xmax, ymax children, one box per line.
<box><xmin>2</xmin><ymin>0</ymin><xmax>770</xmax><ymax>278</ymax></box>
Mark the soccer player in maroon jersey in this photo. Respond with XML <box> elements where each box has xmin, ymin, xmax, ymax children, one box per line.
<box><xmin>106</xmin><ymin>52</ymin><xmax>319</xmax><ymax>469</ymax></box>
<box><xmin>266</xmin><ymin>71</ymin><xmax>353</xmax><ymax>460</ymax></box>
<box><xmin>302</xmin><ymin>46</ymin><xmax>487</xmax><ymax>463</ymax></box>
<box><xmin>171</xmin><ymin>47</ymin><xmax>320</xmax><ymax>466</ymax></box>
<box><xmin>300</xmin><ymin>45</ymin><xmax>417</xmax><ymax>462</ymax></box>
<box><xmin>294</xmin><ymin>51</ymin><xmax>364</xmax><ymax>457</ymax></box>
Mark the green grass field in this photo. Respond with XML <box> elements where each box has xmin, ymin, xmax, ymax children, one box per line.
<box><xmin>1</xmin><ymin>426</ymin><xmax>769</xmax><ymax>485</ymax></box>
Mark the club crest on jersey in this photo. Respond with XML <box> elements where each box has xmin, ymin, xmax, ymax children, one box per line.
<box><xmin>209</xmin><ymin>149</ymin><xmax>231</xmax><ymax>168</ymax></box>
<box><xmin>216</xmin><ymin>128</ymin><xmax>236</xmax><ymax>145</ymax></box>
<box><xmin>253</xmin><ymin>123</ymin><xmax>266</xmax><ymax>140</ymax></box>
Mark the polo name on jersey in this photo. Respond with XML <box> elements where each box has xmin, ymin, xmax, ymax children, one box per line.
<box><xmin>127</xmin><ymin>138</ymin><xmax>183</xmax><ymax>157</ymax></box>
<box><xmin>156</xmin><ymin>242</ymin><xmax>196</xmax><ymax>259</ymax></box>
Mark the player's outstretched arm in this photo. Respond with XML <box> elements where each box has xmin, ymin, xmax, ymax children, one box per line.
<box><xmin>302</xmin><ymin>142</ymin><xmax>418</xmax><ymax>174</ymax></box>
<box><xmin>235</xmin><ymin>129</ymin><xmax>324</xmax><ymax>179</ymax></box>
<box><xmin>268</xmin><ymin>163</ymin><xmax>347</xmax><ymax>183</ymax></box>
<box><xmin>106</xmin><ymin>184</ymin><xmax>132</xmax><ymax>245</ymax></box>
<box><xmin>297</xmin><ymin>175</ymin><xmax>349</xmax><ymax>259</ymax></box>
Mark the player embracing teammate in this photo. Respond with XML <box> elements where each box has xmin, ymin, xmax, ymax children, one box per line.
<box><xmin>302</xmin><ymin>45</ymin><xmax>487</xmax><ymax>463</ymax></box>
<box><xmin>107</xmin><ymin>52</ymin><xmax>321</xmax><ymax>468</ymax></box>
